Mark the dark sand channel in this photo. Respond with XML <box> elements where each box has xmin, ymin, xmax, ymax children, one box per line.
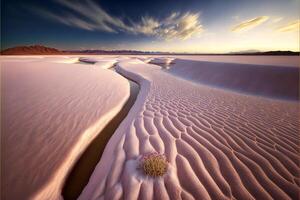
<box><xmin>62</xmin><ymin>63</ymin><xmax>139</xmax><ymax>200</ymax></box>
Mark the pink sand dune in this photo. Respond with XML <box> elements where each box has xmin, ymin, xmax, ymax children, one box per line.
<box><xmin>1</xmin><ymin>58</ymin><xmax>129</xmax><ymax>200</ymax></box>
<box><xmin>1</xmin><ymin>55</ymin><xmax>299</xmax><ymax>200</ymax></box>
<box><xmin>80</xmin><ymin>58</ymin><xmax>299</xmax><ymax>200</ymax></box>
<box><xmin>172</xmin><ymin>55</ymin><xmax>300</xmax><ymax>67</ymax></box>
<box><xmin>167</xmin><ymin>59</ymin><xmax>299</xmax><ymax>100</ymax></box>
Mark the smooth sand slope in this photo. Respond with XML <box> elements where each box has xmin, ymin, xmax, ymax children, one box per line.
<box><xmin>167</xmin><ymin>59</ymin><xmax>299</xmax><ymax>100</ymax></box>
<box><xmin>171</xmin><ymin>55</ymin><xmax>300</xmax><ymax>67</ymax></box>
<box><xmin>80</xmin><ymin>58</ymin><xmax>299</xmax><ymax>200</ymax></box>
<box><xmin>1</xmin><ymin>57</ymin><xmax>130</xmax><ymax>200</ymax></box>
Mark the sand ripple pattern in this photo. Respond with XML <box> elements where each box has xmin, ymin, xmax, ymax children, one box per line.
<box><xmin>80</xmin><ymin>59</ymin><xmax>300</xmax><ymax>200</ymax></box>
<box><xmin>1</xmin><ymin>59</ymin><xmax>130</xmax><ymax>200</ymax></box>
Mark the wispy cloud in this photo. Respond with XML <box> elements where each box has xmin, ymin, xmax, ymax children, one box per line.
<box><xmin>231</xmin><ymin>16</ymin><xmax>269</xmax><ymax>32</ymax></box>
<box><xmin>33</xmin><ymin>0</ymin><xmax>203</xmax><ymax>40</ymax></box>
<box><xmin>272</xmin><ymin>17</ymin><xmax>283</xmax><ymax>23</ymax></box>
<box><xmin>34</xmin><ymin>9</ymin><xmax>104</xmax><ymax>31</ymax></box>
<box><xmin>276</xmin><ymin>20</ymin><xmax>300</xmax><ymax>32</ymax></box>
<box><xmin>131</xmin><ymin>12</ymin><xmax>203</xmax><ymax>40</ymax></box>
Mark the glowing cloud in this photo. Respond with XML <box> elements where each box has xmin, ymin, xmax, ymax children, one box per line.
<box><xmin>231</xmin><ymin>16</ymin><xmax>269</xmax><ymax>32</ymax></box>
<box><xmin>131</xmin><ymin>12</ymin><xmax>203</xmax><ymax>40</ymax></box>
<box><xmin>161</xmin><ymin>12</ymin><xmax>203</xmax><ymax>40</ymax></box>
<box><xmin>276</xmin><ymin>20</ymin><xmax>300</xmax><ymax>32</ymax></box>
<box><xmin>34</xmin><ymin>0</ymin><xmax>203</xmax><ymax>40</ymax></box>
<box><xmin>272</xmin><ymin>17</ymin><xmax>283</xmax><ymax>23</ymax></box>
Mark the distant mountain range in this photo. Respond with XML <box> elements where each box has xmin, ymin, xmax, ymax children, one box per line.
<box><xmin>1</xmin><ymin>45</ymin><xmax>62</xmax><ymax>55</ymax></box>
<box><xmin>229</xmin><ymin>50</ymin><xmax>300</xmax><ymax>55</ymax></box>
<box><xmin>1</xmin><ymin>45</ymin><xmax>299</xmax><ymax>55</ymax></box>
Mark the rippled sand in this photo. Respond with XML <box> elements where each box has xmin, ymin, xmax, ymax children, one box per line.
<box><xmin>80</xmin><ymin>58</ymin><xmax>299</xmax><ymax>200</ymax></box>
<box><xmin>1</xmin><ymin>57</ymin><xmax>129</xmax><ymax>200</ymax></box>
<box><xmin>1</xmin><ymin>55</ymin><xmax>299</xmax><ymax>200</ymax></box>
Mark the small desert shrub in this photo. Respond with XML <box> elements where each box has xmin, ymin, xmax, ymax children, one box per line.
<box><xmin>140</xmin><ymin>152</ymin><xmax>168</xmax><ymax>177</ymax></box>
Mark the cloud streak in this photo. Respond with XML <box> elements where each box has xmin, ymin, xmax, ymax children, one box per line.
<box><xmin>276</xmin><ymin>20</ymin><xmax>300</xmax><ymax>32</ymax></box>
<box><xmin>34</xmin><ymin>0</ymin><xmax>203</xmax><ymax>40</ymax></box>
<box><xmin>231</xmin><ymin>16</ymin><xmax>269</xmax><ymax>32</ymax></box>
<box><xmin>131</xmin><ymin>13</ymin><xmax>203</xmax><ymax>40</ymax></box>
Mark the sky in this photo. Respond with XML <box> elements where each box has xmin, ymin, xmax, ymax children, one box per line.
<box><xmin>1</xmin><ymin>0</ymin><xmax>300</xmax><ymax>53</ymax></box>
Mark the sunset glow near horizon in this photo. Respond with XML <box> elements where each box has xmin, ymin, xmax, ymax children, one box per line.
<box><xmin>2</xmin><ymin>0</ymin><xmax>300</xmax><ymax>53</ymax></box>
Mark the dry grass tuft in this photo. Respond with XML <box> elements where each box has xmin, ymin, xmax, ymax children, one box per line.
<box><xmin>140</xmin><ymin>152</ymin><xmax>168</xmax><ymax>177</ymax></box>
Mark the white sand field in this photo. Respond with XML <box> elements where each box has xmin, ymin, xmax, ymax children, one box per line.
<box><xmin>1</xmin><ymin>55</ymin><xmax>299</xmax><ymax>200</ymax></box>
<box><xmin>1</xmin><ymin>57</ymin><xmax>129</xmax><ymax>199</ymax></box>
<box><xmin>79</xmin><ymin>56</ymin><xmax>299</xmax><ymax>200</ymax></box>
<box><xmin>167</xmin><ymin>59</ymin><xmax>299</xmax><ymax>100</ymax></box>
<box><xmin>164</xmin><ymin>55</ymin><xmax>300</xmax><ymax>67</ymax></box>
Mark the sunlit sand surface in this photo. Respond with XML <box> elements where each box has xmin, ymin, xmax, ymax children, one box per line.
<box><xmin>1</xmin><ymin>55</ymin><xmax>299</xmax><ymax>200</ymax></box>
<box><xmin>1</xmin><ymin>57</ymin><xmax>129</xmax><ymax>199</ymax></box>
<box><xmin>80</xmin><ymin>57</ymin><xmax>299</xmax><ymax>200</ymax></box>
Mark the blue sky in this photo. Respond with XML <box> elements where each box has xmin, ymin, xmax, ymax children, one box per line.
<box><xmin>1</xmin><ymin>0</ymin><xmax>299</xmax><ymax>52</ymax></box>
